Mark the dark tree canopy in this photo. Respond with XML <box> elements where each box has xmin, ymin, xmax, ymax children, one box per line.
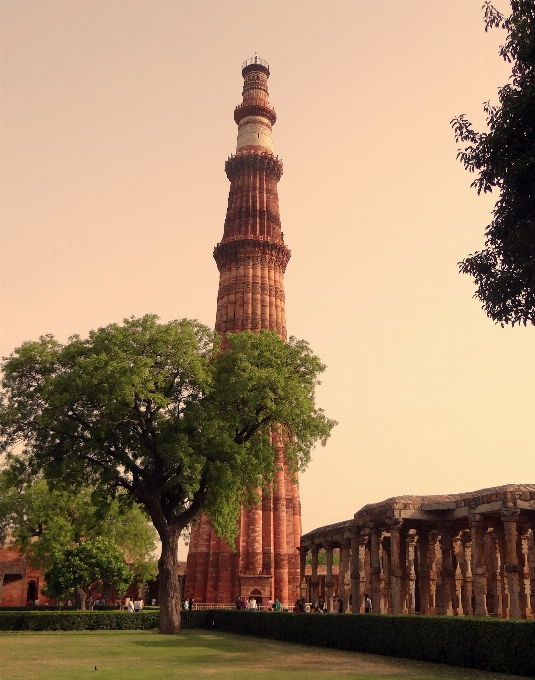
<box><xmin>452</xmin><ymin>0</ymin><xmax>535</xmax><ymax>325</ymax></box>
<box><xmin>0</xmin><ymin>315</ymin><xmax>336</xmax><ymax>632</ymax></box>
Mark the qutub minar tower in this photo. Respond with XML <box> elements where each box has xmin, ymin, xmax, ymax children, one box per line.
<box><xmin>185</xmin><ymin>57</ymin><xmax>301</xmax><ymax>606</ymax></box>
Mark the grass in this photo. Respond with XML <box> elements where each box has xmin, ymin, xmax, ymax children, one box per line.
<box><xmin>0</xmin><ymin>629</ymin><xmax>526</xmax><ymax>679</ymax></box>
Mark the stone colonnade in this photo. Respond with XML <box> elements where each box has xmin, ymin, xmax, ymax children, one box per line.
<box><xmin>300</xmin><ymin>485</ymin><xmax>535</xmax><ymax>618</ymax></box>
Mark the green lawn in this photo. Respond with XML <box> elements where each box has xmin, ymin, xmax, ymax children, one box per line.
<box><xmin>0</xmin><ymin>630</ymin><xmax>525</xmax><ymax>679</ymax></box>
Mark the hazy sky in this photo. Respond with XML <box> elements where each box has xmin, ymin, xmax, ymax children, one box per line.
<box><xmin>2</xmin><ymin>0</ymin><xmax>529</xmax><ymax>558</ymax></box>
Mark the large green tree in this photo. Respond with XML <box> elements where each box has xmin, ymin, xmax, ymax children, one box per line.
<box><xmin>0</xmin><ymin>474</ymin><xmax>158</xmax><ymax>606</ymax></box>
<box><xmin>0</xmin><ymin>315</ymin><xmax>335</xmax><ymax>633</ymax></box>
<box><xmin>452</xmin><ymin>0</ymin><xmax>535</xmax><ymax>325</ymax></box>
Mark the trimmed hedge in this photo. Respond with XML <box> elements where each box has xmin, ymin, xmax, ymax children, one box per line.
<box><xmin>181</xmin><ymin>610</ymin><xmax>212</xmax><ymax>629</ymax></box>
<box><xmin>0</xmin><ymin>606</ymin><xmax>76</xmax><ymax>612</ymax></box>
<box><xmin>93</xmin><ymin>605</ymin><xmax>120</xmax><ymax>611</ymax></box>
<box><xmin>211</xmin><ymin>611</ymin><xmax>535</xmax><ymax>677</ymax></box>
<box><xmin>0</xmin><ymin>609</ymin><xmax>210</xmax><ymax>631</ymax></box>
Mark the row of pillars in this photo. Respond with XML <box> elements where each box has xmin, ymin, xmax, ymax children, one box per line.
<box><xmin>299</xmin><ymin>511</ymin><xmax>533</xmax><ymax>618</ymax></box>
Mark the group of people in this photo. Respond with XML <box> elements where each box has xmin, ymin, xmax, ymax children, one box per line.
<box><xmin>296</xmin><ymin>594</ymin><xmax>373</xmax><ymax>614</ymax></box>
<box><xmin>124</xmin><ymin>598</ymin><xmax>144</xmax><ymax>613</ymax></box>
<box><xmin>183</xmin><ymin>598</ymin><xmax>195</xmax><ymax>610</ymax></box>
<box><xmin>235</xmin><ymin>596</ymin><xmax>282</xmax><ymax>611</ymax></box>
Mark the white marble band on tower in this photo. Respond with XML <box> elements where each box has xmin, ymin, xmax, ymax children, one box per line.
<box><xmin>236</xmin><ymin>116</ymin><xmax>273</xmax><ymax>152</ymax></box>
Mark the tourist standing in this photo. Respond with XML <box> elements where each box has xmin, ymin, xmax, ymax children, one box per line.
<box><xmin>365</xmin><ymin>594</ymin><xmax>372</xmax><ymax>613</ymax></box>
<box><xmin>235</xmin><ymin>597</ymin><xmax>242</xmax><ymax>610</ymax></box>
<box><xmin>249</xmin><ymin>597</ymin><xmax>258</xmax><ymax>611</ymax></box>
<box><xmin>274</xmin><ymin>598</ymin><xmax>281</xmax><ymax>612</ymax></box>
<box><xmin>266</xmin><ymin>598</ymin><xmax>274</xmax><ymax>611</ymax></box>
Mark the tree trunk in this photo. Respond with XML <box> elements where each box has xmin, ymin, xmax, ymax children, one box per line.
<box><xmin>158</xmin><ymin>527</ymin><xmax>182</xmax><ymax>634</ymax></box>
<box><xmin>75</xmin><ymin>585</ymin><xmax>87</xmax><ymax>611</ymax></box>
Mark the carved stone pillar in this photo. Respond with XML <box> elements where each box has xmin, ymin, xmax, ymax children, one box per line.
<box><xmin>310</xmin><ymin>545</ymin><xmax>320</xmax><ymax>606</ymax></box>
<box><xmin>489</xmin><ymin>530</ymin><xmax>504</xmax><ymax>617</ymax></box>
<box><xmin>462</xmin><ymin>531</ymin><xmax>473</xmax><ymax>616</ymax></box>
<box><xmin>325</xmin><ymin>542</ymin><xmax>334</xmax><ymax>613</ymax></box>
<box><xmin>350</xmin><ymin>530</ymin><xmax>360</xmax><ymax>614</ymax></box>
<box><xmin>381</xmin><ymin>535</ymin><xmax>391</xmax><ymax>613</ymax></box>
<box><xmin>428</xmin><ymin>530</ymin><xmax>439</xmax><ymax>615</ymax></box>
<box><xmin>357</xmin><ymin>534</ymin><xmax>368</xmax><ymax>613</ymax></box>
<box><xmin>340</xmin><ymin>539</ymin><xmax>351</xmax><ymax>613</ymax></box>
<box><xmin>502</xmin><ymin>511</ymin><xmax>521</xmax><ymax>619</ymax></box>
<box><xmin>389</xmin><ymin>521</ymin><xmax>403</xmax><ymax>614</ymax></box>
<box><xmin>417</xmin><ymin>530</ymin><xmax>431</xmax><ymax>615</ymax></box>
<box><xmin>406</xmin><ymin>530</ymin><xmax>417</xmax><ymax>614</ymax></box>
<box><xmin>470</xmin><ymin>516</ymin><xmax>488</xmax><ymax>617</ymax></box>
<box><xmin>439</xmin><ymin>527</ymin><xmax>455</xmax><ymax>616</ymax></box>
<box><xmin>452</xmin><ymin>533</ymin><xmax>464</xmax><ymax>616</ymax></box>
<box><xmin>519</xmin><ymin>528</ymin><xmax>533</xmax><ymax>619</ymax></box>
<box><xmin>298</xmin><ymin>546</ymin><xmax>308</xmax><ymax>599</ymax></box>
<box><xmin>370</xmin><ymin>527</ymin><xmax>383</xmax><ymax>615</ymax></box>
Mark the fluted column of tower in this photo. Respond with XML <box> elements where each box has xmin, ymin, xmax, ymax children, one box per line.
<box><xmin>185</xmin><ymin>58</ymin><xmax>301</xmax><ymax>607</ymax></box>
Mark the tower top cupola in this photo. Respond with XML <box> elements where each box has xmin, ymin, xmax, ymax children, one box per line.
<box><xmin>234</xmin><ymin>55</ymin><xmax>276</xmax><ymax>154</ymax></box>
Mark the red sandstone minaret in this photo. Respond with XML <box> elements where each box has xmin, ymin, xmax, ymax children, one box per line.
<box><xmin>185</xmin><ymin>57</ymin><xmax>301</xmax><ymax>607</ymax></box>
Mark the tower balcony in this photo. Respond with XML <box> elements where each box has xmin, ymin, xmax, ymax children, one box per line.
<box><xmin>242</xmin><ymin>57</ymin><xmax>270</xmax><ymax>77</ymax></box>
<box><xmin>234</xmin><ymin>101</ymin><xmax>276</xmax><ymax>126</ymax></box>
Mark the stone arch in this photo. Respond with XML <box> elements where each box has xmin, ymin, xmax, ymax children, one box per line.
<box><xmin>249</xmin><ymin>588</ymin><xmax>263</xmax><ymax>605</ymax></box>
<box><xmin>26</xmin><ymin>580</ymin><xmax>38</xmax><ymax>603</ymax></box>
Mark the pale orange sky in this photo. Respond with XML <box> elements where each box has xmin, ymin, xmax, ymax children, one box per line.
<box><xmin>2</xmin><ymin>0</ymin><xmax>529</xmax><ymax>560</ymax></box>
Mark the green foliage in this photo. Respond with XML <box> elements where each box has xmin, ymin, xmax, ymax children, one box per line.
<box><xmin>0</xmin><ymin>609</ymin><xmax>209</xmax><ymax>631</ymax></box>
<box><xmin>210</xmin><ymin>611</ymin><xmax>535</xmax><ymax>677</ymax></box>
<box><xmin>0</xmin><ymin>316</ymin><xmax>335</xmax><ymax>545</ymax></box>
<box><xmin>43</xmin><ymin>537</ymin><xmax>133</xmax><ymax>602</ymax></box>
<box><xmin>0</xmin><ymin>475</ymin><xmax>157</xmax><ymax>583</ymax></box>
<box><xmin>305</xmin><ymin>548</ymin><xmax>340</xmax><ymax>565</ymax></box>
<box><xmin>452</xmin><ymin>1</ymin><xmax>535</xmax><ymax>325</ymax></box>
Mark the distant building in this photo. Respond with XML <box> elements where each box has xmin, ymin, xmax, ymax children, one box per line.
<box><xmin>0</xmin><ymin>544</ymin><xmax>53</xmax><ymax>606</ymax></box>
<box><xmin>301</xmin><ymin>484</ymin><xmax>535</xmax><ymax>618</ymax></box>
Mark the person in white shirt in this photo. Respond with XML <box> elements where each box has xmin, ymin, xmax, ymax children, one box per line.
<box><xmin>249</xmin><ymin>597</ymin><xmax>258</xmax><ymax>611</ymax></box>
